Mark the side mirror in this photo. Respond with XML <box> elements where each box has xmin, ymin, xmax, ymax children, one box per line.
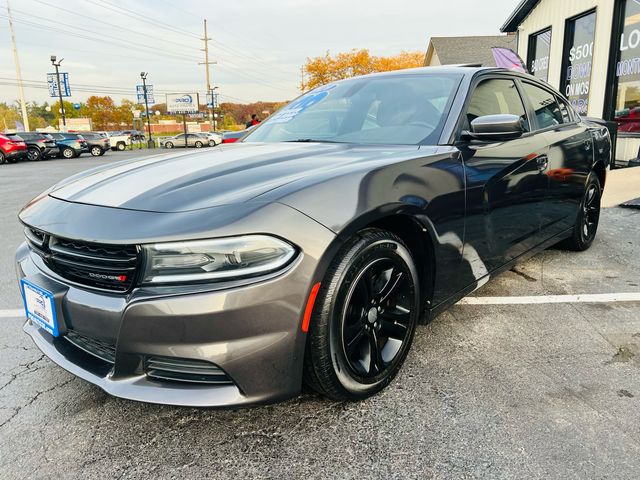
<box><xmin>463</xmin><ymin>114</ymin><xmax>525</xmax><ymax>141</ymax></box>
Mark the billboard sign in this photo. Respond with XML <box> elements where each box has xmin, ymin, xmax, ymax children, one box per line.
<box><xmin>47</xmin><ymin>72</ymin><xmax>71</xmax><ymax>97</ymax></box>
<box><xmin>166</xmin><ymin>93</ymin><xmax>199</xmax><ymax>114</ymax></box>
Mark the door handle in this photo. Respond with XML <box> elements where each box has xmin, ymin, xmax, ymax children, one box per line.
<box><xmin>536</xmin><ymin>154</ymin><xmax>548</xmax><ymax>172</ymax></box>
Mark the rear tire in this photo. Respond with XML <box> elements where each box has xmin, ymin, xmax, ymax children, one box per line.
<box><xmin>61</xmin><ymin>147</ymin><xmax>75</xmax><ymax>159</ymax></box>
<box><xmin>194</xmin><ymin>141</ymin><xmax>203</xmax><ymax>148</ymax></box>
<box><xmin>0</xmin><ymin>151</ymin><xmax>5</xmax><ymax>164</ymax></box>
<box><xmin>556</xmin><ymin>172</ymin><xmax>601</xmax><ymax>251</ymax></box>
<box><xmin>90</xmin><ymin>146</ymin><xmax>102</xmax><ymax>156</ymax></box>
<box><xmin>27</xmin><ymin>148</ymin><xmax>41</xmax><ymax>161</ymax></box>
<box><xmin>303</xmin><ymin>228</ymin><xmax>420</xmax><ymax>401</ymax></box>
<box><xmin>116</xmin><ymin>142</ymin><xmax>126</xmax><ymax>151</ymax></box>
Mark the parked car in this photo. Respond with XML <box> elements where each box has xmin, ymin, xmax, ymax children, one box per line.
<box><xmin>7</xmin><ymin>132</ymin><xmax>58</xmax><ymax>161</ymax></box>
<box><xmin>48</xmin><ymin>132</ymin><xmax>88</xmax><ymax>158</ymax></box>
<box><xmin>106</xmin><ymin>131</ymin><xmax>132</xmax><ymax>151</ymax></box>
<box><xmin>0</xmin><ymin>133</ymin><xmax>27</xmax><ymax>163</ymax></box>
<box><xmin>80</xmin><ymin>132</ymin><xmax>111</xmax><ymax>156</ymax></box>
<box><xmin>221</xmin><ymin>129</ymin><xmax>249</xmax><ymax>143</ymax></box>
<box><xmin>15</xmin><ymin>67</ymin><xmax>611</xmax><ymax>407</ymax></box>
<box><xmin>196</xmin><ymin>131</ymin><xmax>223</xmax><ymax>146</ymax></box>
<box><xmin>120</xmin><ymin>130</ymin><xmax>145</xmax><ymax>141</ymax></box>
<box><xmin>160</xmin><ymin>133</ymin><xmax>206</xmax><ymax>148</ymax></box>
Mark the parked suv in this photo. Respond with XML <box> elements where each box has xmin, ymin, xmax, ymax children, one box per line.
<box><xmin>0</xmin><ymin>133</ymin><xmax>27</xmax><ymax>163</ymax></box>
<box><xmin>8</xmin><ymin>132</ymin><xmax>59</xmax><ymax>161</ymax></box>
<box><xmin>49</xmin><ymin>133</ymin><xmax>88</xmax><ymax>158</ymax></box>
<box><xmin>81</xmin><ymin>132</ymin><xmax>111</xmax><ymax>156</ymax></box>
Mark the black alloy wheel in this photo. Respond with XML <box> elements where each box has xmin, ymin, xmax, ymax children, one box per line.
<box><xmin>557</xmin><ymin>172</ymin><xmax>601</xmax><ymax>251</ymax></box>
<box><xmin>304</xmin><ymin>228</ymin><xmax>420</xmax><ymax>400</ymax></box>
<box><xmin>27</xmin><ymin>148</ymin><xmax>41</xmax><ymax>161</ymax></box>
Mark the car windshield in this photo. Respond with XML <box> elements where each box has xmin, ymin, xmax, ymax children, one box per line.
<box><xmin>244</xmin><ymin>73</ymin><xmax>462</xmax><ymax>145</ymax></box>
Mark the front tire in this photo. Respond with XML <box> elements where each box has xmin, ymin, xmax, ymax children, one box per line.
<box><xmin>116</xmin><ymin>142</ymin><xmax>126</xmax><ymax>151</ymax></box>
<box><xmin>304</xmin><ymin>228</ymin><xmax>420</xmax><ymax>401</ymax></box>
<box><xmin>164</xmin><ymin>141</ymin><xmax>174</xmax><ymax>149</ymax></box>
<box><xmin>557</xmin><ymin>172</ymin><xmax>601</xmax><ymax>251</ymax></box>
<box><xmin>61</xmin><ymin>147</ymin><xmax>75</xmax><ymax>159</ymax></box>
<box><xmin>194</xmin><ymin>141</ymin><xmax>203</xmax><ymax>148</ymax></box>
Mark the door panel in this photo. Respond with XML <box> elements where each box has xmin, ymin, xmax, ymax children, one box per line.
<box><xmin>459</xmin><ymin>77</ymin><xmax>550</xmax><ymax>276</ymax></box>
<box><xmin>462</xmin><ymin>135</ymin><xmax>550</xmax><ymax>274</ymax></box>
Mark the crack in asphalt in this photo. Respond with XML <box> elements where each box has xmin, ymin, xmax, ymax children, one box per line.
<box><xmin>0</xmin><ymin>354</ymin><xmax>45</xmax><ymax>391</ymax></box>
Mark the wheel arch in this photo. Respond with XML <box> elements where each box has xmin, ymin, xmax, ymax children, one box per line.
<box><xmin>312</xmin><ymin>206</ymin><xmax>437</xmax><ymax>317</ymax></box>
<box><xmin>593</xmin><ymin>160</ymin><xmax>606</xmax><ymax>189</ymax></box>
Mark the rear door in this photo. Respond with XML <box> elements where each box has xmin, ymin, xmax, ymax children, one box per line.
<box><xmin>519</xmin><ymin>81</ymin><xmax>593</xmax><ymax>237</ymax></box>
<box><xmin>459</xmin><ymin>76</ymin><xmax>551</xmax><ymax>274</ymax></box>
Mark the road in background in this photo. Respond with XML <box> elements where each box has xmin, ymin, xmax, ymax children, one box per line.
<box><xmin>0</xmin><ymin>153</ymin><xmax>639</xmax><ymax>478</ymax></box>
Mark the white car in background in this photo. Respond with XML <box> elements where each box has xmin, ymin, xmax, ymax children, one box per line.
<box><xmin>196</xmin><ymin>131</ymin><xmax>223</xmax><ymax>146</ymax></box>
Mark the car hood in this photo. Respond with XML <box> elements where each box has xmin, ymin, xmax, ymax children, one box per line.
<box><xmin>48</xmin><ymin>142</ymin><xmax>425</xmax><ymax>213</ymax></box>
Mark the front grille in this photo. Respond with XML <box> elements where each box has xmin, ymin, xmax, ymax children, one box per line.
<box><xmin>144</xmin><ymin>356</ymin><xmax>234</xmax><ymax>385</ymax></box>
<box><xmin>25</xmin><ymin>227</ymin><xmax>139</xmax><ymax>292</ymax></box>
<box><xmin>65</xmin><ymin>330</ymin><xmax>116</xmax><ymax>364</ymax></box>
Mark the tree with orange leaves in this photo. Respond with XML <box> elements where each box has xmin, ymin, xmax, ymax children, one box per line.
<box><xmin>301</xmin><ymin>49</ymin><xmax>424</xmax><ymax>91</ymax></box>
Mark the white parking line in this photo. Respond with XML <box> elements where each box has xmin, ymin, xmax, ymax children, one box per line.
<box><xmin>0</xmin><ymin>309</ymin><xmax>24</xmax><ymax>318</ymax></box>
<box><xmin>458</xmin><ymin>292</ymin><xmax>640</xmax><ymax>305</ymax></box>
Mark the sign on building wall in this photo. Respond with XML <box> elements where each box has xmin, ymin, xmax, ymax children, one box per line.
<box><xmin>614</xmin><ymin>0</ymin><xmax>640</xmax><ymax>132</ymax></box>
<box><xmin>166</xmin><ymin>93</ymin><xmax>199</xmax><ymax>114</ymax></box>
<box><xmin>561</xmin><ymin>10</ymin><xmax>596</xmax><ymax>115</ymax></box>
<box><xmin>528</xmin><ymin>29</ymin><xmax>551</xmax><ymax>82</ymax></box>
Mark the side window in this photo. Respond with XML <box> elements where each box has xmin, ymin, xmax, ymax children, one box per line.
<box><xmin>466</xmin><ymin>79</ymin><xmax>530</xmax><ymax>132</ymax></box>
<box><xmin>556</xmin><ymin>96</ymin><xmax>575</xmax><ymax>123</ymax></box>
<box><xmin>521</xmin><ymin>82</ymin><xmax>565</xmax><ymax>129</ymax></box>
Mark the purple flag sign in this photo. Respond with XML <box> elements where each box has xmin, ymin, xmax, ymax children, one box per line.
<box><xmin>492</xmin><ymin>47</ymin><xmax>527</xmax><ymax>73</ymax></box>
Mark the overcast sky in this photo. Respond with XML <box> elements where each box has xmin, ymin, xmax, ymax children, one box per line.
<box><xmin>0</xmin><ymin>0</ymin><xmax>518</xmax><ymax>105</ymax></box>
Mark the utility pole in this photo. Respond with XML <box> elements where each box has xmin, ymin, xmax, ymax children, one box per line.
<box><xmin>6</xmin><ymin>0</ymin><xmax>29</xmax><ymax>132</ymax></box>
<box><xmin>140</xmin><ymin>72</ymin><xmax>154</xmax><ymax>148</ymax></box>
<box><xmin>50</xmin><ymin>56</ymin><xmax>66</xmax><ymax>129</ymax></box>
<box><xmin>199</xmin><ymin>19</ymin><xmax>217</xmax><ymax>131</ymax></box>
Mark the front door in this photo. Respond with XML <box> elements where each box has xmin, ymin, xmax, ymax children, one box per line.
<box><xmin>459</xmin><ymin>77</ymin><xmax>550</xmax><ymax>275</ymax></box>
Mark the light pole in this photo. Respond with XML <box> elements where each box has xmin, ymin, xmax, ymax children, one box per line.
<box><xmin>50</xmin><ymin>55</ymin><xmax>66</xmax><ymax>129</ymax></box>
<box><xmin>140</xmin><ymin>72</ymin><xmax>154</xmax><ymax>148</ymax></box>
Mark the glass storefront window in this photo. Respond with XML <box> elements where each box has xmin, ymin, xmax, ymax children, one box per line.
<box><xmin>528</xmin><ymin>28</ymin><xmax>552</xmax><ymax>82</ymax></box>
<box><xmin>614</xmin><ymin>0</ymin><xmax>640</xmax><ymax>134</ymax></box>
<box><xmin>561</xmin><ymin>10</ymin><xmax>596</xmax><ymax>115</ymax></box>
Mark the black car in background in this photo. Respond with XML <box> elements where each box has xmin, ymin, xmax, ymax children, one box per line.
<box><xmin>81</xmin><ymin>132</ymin><xmax>111</xmax><ymax>156</ymax></box>
<box><xmin>48</xmin><ymin>133</ymin><xmax>88</xmax><ymax>158</ymax></box>
<box><xmin>7</xmin><ymin>132</ymin><xmax>58</xmax><ymax>161</ymax></box>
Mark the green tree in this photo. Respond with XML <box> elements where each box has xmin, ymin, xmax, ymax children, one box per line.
<box><xmin>0</xmin><ymin>102</ymin><xmax>20</xmax><ymax>131</ymax></box>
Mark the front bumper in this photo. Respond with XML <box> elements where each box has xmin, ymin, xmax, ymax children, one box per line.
<box><xmin>15</xmin><ymin>201</ymin><xmax>335</xmax><ymax>407</ymax></box>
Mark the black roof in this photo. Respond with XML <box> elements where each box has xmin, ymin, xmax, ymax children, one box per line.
<box><xmin>501</xmin><ymin>0</ymin><xmax>541</xmax><ymax>33</ymax></box>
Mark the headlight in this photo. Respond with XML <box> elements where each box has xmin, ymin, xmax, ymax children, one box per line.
<box><xmin>142</xmin><ymin>235</ymin><xmax>296</xmax><ymax>284</ymax></box>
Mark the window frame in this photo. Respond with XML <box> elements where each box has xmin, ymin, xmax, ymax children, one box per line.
<box><xmin>527</xmin><ymin>26</ymin><xmax>553</xmax><ymax>83</ymax></box>
<box><xmin>560</xmin><ymin>8</ymin><xmax>597</xmax><ymax>116</ymax></box>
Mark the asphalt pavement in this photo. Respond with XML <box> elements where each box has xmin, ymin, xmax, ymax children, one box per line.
<box><xmin>1</xmin><ymin>152</ymin><xmax>639</xmax><ymax>479</ymax></box>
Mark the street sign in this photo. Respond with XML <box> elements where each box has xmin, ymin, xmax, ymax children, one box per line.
<box><xmin>166</xmin><ymin>93</ymin><xmax>199</xmax><ymax>114</ymax></box>
<box><xmin>47</xmin><ymin>72</ymin><xmax>71</xmax><ymax>97</ymax></box>
<box><xmin>136</xmin><ymin>84</ymin><xmax>154</xmax><ymax>105</ymax></box>
<box><xmin>206</xmin><ymin>92</ymin><xmax>218</xmax><ymax>109</ymax></box>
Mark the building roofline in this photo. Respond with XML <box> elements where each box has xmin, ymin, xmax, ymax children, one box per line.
<box><xmin>501</xmin><ymin>0</ymin><xmax>541</xmax><ymax>33</ymax></box>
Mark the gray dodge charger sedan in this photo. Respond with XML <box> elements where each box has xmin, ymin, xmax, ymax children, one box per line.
<box><xmin>16</xmin><ymin>67</ymin><xmax>610</xmax><ymax>406</ymax></box>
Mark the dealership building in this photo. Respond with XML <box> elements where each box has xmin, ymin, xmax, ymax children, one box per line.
<box><xmin>501</xmin><ymin>0</ymin><xmax>640</xmax><ymax>166</ymax></box>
